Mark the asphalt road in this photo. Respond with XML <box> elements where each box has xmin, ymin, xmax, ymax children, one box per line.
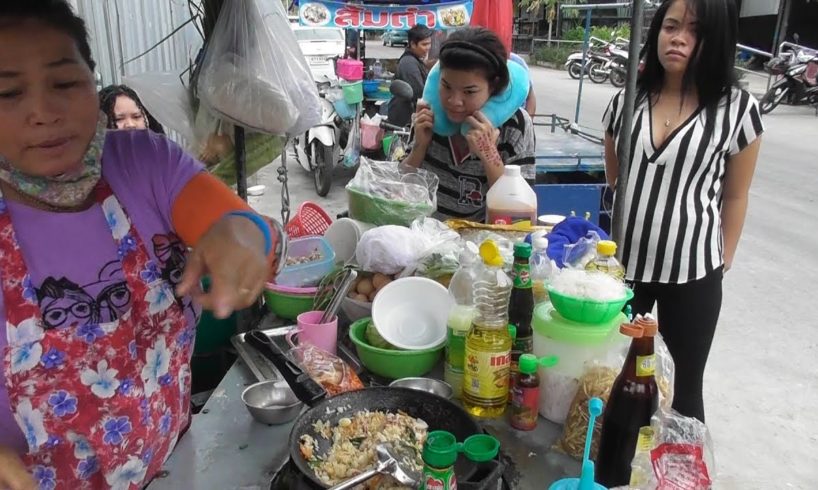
<box><xmin>249</xmin><ymin>57</ymin><xmax>818</xmax><ymax>489</ymax></box>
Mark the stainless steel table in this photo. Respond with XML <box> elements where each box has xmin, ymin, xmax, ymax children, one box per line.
<box><xmin>148</xmin><ymin>359</ymin><xmax>581</xmax><ymax>489</ymax></box>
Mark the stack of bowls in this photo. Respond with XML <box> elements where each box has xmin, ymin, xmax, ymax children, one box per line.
<box><xmin>263</xmin><ymin>283</ymin><xmax>318</xmax><ymax>321</ymax></box>
<box><xmin>347</xmin><ymin>277</ymin><xmax>453</xmax><ymax>379</ymax></box>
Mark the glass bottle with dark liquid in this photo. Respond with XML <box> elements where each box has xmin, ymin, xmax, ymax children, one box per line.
<box><xmin>595</xmin><ymin>315</ymin><xmax>660</xmax><ymax>487</ymax></box>
<box><xmin>509</xmin><ymin>242</ymin><xmax>534</xmax><ymax>399</ymax></box>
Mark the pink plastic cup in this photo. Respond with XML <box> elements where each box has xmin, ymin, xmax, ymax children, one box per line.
<box><xmin>290</xmin><ymin>310</ymin><xmax>338</xmax><ymax>354</ymax></box>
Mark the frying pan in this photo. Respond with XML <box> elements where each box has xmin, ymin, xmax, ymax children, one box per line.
<box><xmin>246</xmin><ymin>331</ymin><xmax>482</xmax><ymax>489</ymax></box>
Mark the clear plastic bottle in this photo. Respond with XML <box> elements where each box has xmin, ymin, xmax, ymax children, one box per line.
<box><xmin>463</xmin><ymin>240</ymin><xmax>513</xmax><ymax>418</ymax></box>
<box><xmin>530</xmin><ymin>237</ymin><xmax>553</xmax><ymax>305</ymax></box>
<box><xmin>586</xmin><ymin>240</ymin><xmax>626</xmax><ymax>281</ymax></box>
<box><xmin>373</xmin><ymin>59</ymin><xmax>383</xmax><ymax>79</ymax></box>
<box><xmin>445</xmin><ymin>245</ymin><xmax>479</xmax><ymax>399</ymax></box>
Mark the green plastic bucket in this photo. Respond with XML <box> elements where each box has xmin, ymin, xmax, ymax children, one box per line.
<box><xmin>341</xmin><ymin>81</ymin><xmax>363</xmax><ymax>104</ymax></box>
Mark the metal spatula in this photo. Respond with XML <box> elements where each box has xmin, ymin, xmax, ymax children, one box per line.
<box><xmin>329</xmin><ymin>442</ymin><xmax>421</xmax><ymax>490</ymax></box>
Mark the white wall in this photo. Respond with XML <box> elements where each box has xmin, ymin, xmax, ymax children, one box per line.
<box><xmin>741</xmin><ymin>0</ymin><xmax>780</xmax><ymax>18</ymax></box>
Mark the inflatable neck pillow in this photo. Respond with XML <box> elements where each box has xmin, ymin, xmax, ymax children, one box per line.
<box><xmin>421</xmin><ymin>59</ymin><xmax>530</xmax><ymax>137</ymax></box>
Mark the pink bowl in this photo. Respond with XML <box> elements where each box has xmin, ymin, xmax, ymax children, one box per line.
<box><xmin>265</xmin><ymin>282</ymin><xmax>319</xmax><ymax>296</ymax></box>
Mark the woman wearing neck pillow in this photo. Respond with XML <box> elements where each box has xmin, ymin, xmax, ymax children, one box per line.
<box><xmin>402</xmin><ymin>27</ymin><xmax>535</xmax><ymax>222</ymax></box>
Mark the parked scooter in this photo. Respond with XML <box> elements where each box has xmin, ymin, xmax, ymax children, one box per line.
<box><xmin>565</xmin><ymin>38</ymin><xmax>609</xmax><ymax>82</ymax></box>
<box><xmin>761</xmin><ymin>49</ymin><xmax>818</xmax><ymax>114</ymax></box>
<box><xmin>607</xmin><ymin>45</ymin><xmax>629</xmax><ymax>88</ymax></box>
<box><xmin>293</xmin><ymin>77</ymin><xmax>346</xmax><ymax>197</ymax></box>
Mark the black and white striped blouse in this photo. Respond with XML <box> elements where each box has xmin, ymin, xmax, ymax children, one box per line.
<box><xmin>603</xmin><ymin>87</ymin><xmax>764</xmax><ymax>284</ymax></box>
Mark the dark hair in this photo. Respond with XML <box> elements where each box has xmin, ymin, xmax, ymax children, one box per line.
<box><xmin>439</xmin><ymin>27</ymin><xmax>509</xmax><ymax>95</ymax></box>
<box><xmin>99</xmin><ymin>85</ymin><xmax>165</xmax><ymax>134</ymax></box>
<box><xmin>638</xmin><ymin>0</ymin><xmax>738</xmax><ymax>110</ymax></box>
<box><xmin>0</xmin><ymin>0</ymin><xmax>96</xmax><ymax>71</ymax></box>
<box><xmin>408</xmin><ymin>25</ymin><xmax>434</xmax><ymax>46</ymax></box>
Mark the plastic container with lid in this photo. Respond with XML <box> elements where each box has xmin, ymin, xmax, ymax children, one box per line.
<box><xmin>532</xmin><ymin>304</ymin><xmax>627</xmax><ymax>424</ymax></box>
<box><xmin>275</xmin><ymin>236</ymin><xmax>336</xmax><ymax>288</ymax></box>
<box><xmin>486</xmin><ymin>165</ymin><xmax>537</xmax><ymax>226</ymax></box>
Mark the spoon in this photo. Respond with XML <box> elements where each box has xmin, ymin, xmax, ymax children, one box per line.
<box><xmin>329</xmin><ymin>442</ymin><xmax>420</xmax><ymax>490</ymax></box>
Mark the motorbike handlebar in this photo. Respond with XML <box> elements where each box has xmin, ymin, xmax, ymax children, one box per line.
<box><xmin>379</xmin><ymin>121</ymin><xmax>408</xmax><ymax>132</ymax></box>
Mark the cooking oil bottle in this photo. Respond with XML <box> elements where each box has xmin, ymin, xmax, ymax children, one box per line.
<box><xmin>462</xmin><ymin>240</ymin><xmax>513</xmax><ymax>418</ymax></box>
<box><xmin>586</xmin><ymin>240</ymin><xmax>626</xmax><ymax>281</ymax></box>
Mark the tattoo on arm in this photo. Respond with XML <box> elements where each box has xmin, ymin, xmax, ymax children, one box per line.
<box><xmin>477</xmin><ymin>137</ymin><xmax>503</xmax><ymax>167</ymax></box>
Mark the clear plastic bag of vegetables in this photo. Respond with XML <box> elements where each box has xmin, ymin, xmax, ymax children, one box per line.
<box><xmin>346</xmin><ymin>158</ymin><xmax>439</xmax><ymax>226</ymax></box>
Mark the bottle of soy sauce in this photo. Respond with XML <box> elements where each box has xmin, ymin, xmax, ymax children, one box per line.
<box><xmin>508</xmin><ymin>242</ymin><xmax>534</xmax><ymax>393</ymax></box>
<box><xmin>595</xmin><ymin>315</ymin><xmax>660</xmax><ymax>487</ymax></box>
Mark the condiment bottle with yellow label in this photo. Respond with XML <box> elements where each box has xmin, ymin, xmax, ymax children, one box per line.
<box><xmin>462</xmin><ymin>240</ymin><xmax>513</xmax><ymax>418</ymax></box>
<box><xmin>595</xmin><ymin>315</ymin><xmax>660</xmax><ymax>487</ymax></box>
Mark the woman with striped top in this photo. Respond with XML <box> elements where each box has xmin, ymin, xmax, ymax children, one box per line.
<box><xmin>603</xmin><ymin>0</ymin><xmax>763</xmax><ymax>422</ymax></box>
<box><xmin>403</xmin><ymin>28</ymin><xmax>535</xmax><ymax>221</ymax></box>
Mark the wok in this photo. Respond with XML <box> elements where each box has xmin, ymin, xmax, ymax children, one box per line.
<box><xmin>246</xmin><ymin>331</ymin><xmax>482</xmax><ymax>489</ymax></box>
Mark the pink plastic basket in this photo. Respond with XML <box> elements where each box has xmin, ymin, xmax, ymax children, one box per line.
<box><xmin>285</xmin><ymin>202</ymin><xmax>333</xmax><ymax>239</ymax></box>
<box><xmin>336</xmin><ymin>59</ymin><xmax>364</xmax><ymax>81</ymax></box>
<box><xmin>360</xmin><ymin>121</ymin><xmax>384</xmax><ymax>150</ymax></box>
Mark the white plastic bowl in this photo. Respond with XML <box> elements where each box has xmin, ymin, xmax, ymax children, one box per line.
<box><xmin>372</xmin><ymin>277</ymin><xmax>452</xmax><ymax>350</ymax></box>
<box><xmin>538</xmin><ymin>214</ymin><xmax>566</xmax><ymax>227</ymax></box>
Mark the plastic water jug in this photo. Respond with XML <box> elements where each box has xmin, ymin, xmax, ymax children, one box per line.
<box><xmin>486</xmin><ymin>166</ymin><xmax>537</xmax><ymax>225</ymax></box>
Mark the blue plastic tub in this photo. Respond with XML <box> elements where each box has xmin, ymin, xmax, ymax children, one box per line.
<box><xmin>275</xmin><ymin>236</ymin><xmax>336</xmax><ymax>288</ymax></box>
<box><xmin>362</xmin><ymin>80</ymin><xmax>381</xmax><ymax>96</ymax></box>
<box><xmin>333</xmin><ymin>98</ymin><xmax>356</xmax><ymax>120</ymax></box>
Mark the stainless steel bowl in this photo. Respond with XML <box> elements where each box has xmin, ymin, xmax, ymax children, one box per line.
<box><xmin>389</xmin><ymin>378</ymin><xmax>453</xmax><ymax>400</ymax></box>
<box><xmin>241</xmin><ymin>380</ymin><xmax>303</xmax><ymax>425</ymax></box>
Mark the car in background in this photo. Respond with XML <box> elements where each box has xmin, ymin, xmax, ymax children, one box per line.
<box><xmin>382</xmin><ymin>30</ymin><xmax>408</xmax><ymax>47</ymax></box>
<box><xmin>292</xmin><ymin>26</ymin><xmax>345</xmax><ymax>81</ymax></box>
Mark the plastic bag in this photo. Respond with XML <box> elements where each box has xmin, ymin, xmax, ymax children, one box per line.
<box><xmin>289</xmin><ymin>343</ymin><xmax>364</xmax><ymax>397</ymax></box>
<box><xmin>196</xmin><ymin>0</ymin><xmax>320</xmax><ymax>136</ymax></box>
<box><xmin>123</xmin><ymin>72</ymin><xmax>196</xmax><ymax>144</ymax></box>
<box><xmin>405</xmin><ymin>218</ymin><xmax>464</xmax><ymax>280</ymax></box>
<box><xmin>346</xmin><ymin>158</ymin><xmax>438</xmax><ymax>226</ymax></box>
<box><xmin>552</xmin><ymin>355</ymin><xmax>622</xmax><ymax>460</ymax></box>
<box><xmin>562</xmin><ymin>230</ymin><xmax>602</xmax><ymax>269</ymax></box>
<box><xmin>628</xmin><ymin>408</ymin><xmax>715</xmax><ymax>490</ymax></box>
<box><xmin>360</xmin><ymin>114</ymin><xmax>384</xmax><ymax>151</ymax></box>
<box><xmin>343</xmin><ymin>120</ymin><xmax>361</xmax><ymax>168</ymax></box>
<box><xmin>356</xmin><ymin>226</ymin><xmax>426</xmax><ymax>275</ymax></box>
<box><xmin>554</xmin><ymin>331</ymin><xmax>675</xmax><ymax>461</ymax></box>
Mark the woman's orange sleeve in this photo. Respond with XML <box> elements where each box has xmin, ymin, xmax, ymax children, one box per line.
<box><xmin>170</xmin><ymin>173</ymin><xmax>275</xmax><ymax>261</ymax></box>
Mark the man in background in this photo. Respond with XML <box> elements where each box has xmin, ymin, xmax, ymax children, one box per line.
<box><xmin>388</xmin><ymin>24</ymin><xmax>433</xmax><ymax>128</ymax></box>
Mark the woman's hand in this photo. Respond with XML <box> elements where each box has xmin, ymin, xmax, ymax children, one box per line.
<box><xmin>0</xmin><ymin>446</ymin><xmax>36</xmax><ymax>490</ymax></box>
<box><xmin>177</xmin><ymin>215</ymin><xmax>271</xmax><ymax>319</ymax></box>
<box><xmin>464</xmin><ymin>111</ymin><xmax>501</xmax><ymax>165</ymax></box>
<box><xmin>413</xmin><ymin>101</ymin><xmax>435</xmax><ymax>150</ymax></box>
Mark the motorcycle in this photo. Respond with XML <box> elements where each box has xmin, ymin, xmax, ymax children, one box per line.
<box><xmin>607</xmin><ymin>45</ymin><xmax>630</xmax><ymax>88</ymax></box>
<box><xmin>761</xmin><ymin>50</ymin><xmax>818</xmax><ymax>115</ymax></box>
<box><xmin>565</xmin><ymin>38</ymin><xmax>610</xmax><ymax>83</ymax></box>
<box><xmin>294</xmin><ymin>78</ymin><xmax>346</xmax><ymax>196</ymax></box>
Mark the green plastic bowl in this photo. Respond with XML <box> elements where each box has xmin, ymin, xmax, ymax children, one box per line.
<box><xmin>264</xmin><ymin>289</ymin><xmax>316</xmax><ymax>321</ymax></box>
<box><xmin>347</xmin><ymin>187</ymin><xmax>434</xmax><ymax>227</ymax></box>
<box><xmin>349</xmin><ymin>318</ymin><xmax>443</xmax><ymax>379</ymax></box>
<box><xmin>547</xmin><ymin>286</ymin><xmax>634</xmax><ymax>325</ymax></box>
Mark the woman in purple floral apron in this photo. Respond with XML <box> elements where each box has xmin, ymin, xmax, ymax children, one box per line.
<box><xmin>0</xmin><ymin>2</ymin><xmax>279</xmax><ymax>489</ymax></box>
